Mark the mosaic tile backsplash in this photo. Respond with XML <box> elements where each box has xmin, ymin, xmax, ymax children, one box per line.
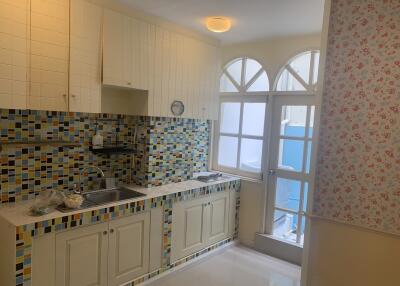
<box><xmin>0</xmin><ymin>109</ymin><xmax>210</xmax><ymax>204</ymax></box>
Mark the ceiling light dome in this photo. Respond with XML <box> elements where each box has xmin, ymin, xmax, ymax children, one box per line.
<box><xmin>206</xmin><ymin>17</ymin><xmax>231</xmax><ymax>33</ymax></box>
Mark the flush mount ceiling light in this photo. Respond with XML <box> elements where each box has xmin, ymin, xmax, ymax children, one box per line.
<box><xmin>206</xmin><ymin>17</ymin><xmax>231</xmax><ymax>33</ymax></box>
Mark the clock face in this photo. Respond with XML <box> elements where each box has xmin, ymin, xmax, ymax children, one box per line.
<box><xmin>171</xmin><ymin>100</ymin><xmax>185</xmax><ymax>116</ymax></box>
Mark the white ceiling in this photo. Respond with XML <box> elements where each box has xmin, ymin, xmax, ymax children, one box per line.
<box><xmin>118</xmin><ymin>0</ymin><xmax>324</xmax><ymax>44</ymax></box>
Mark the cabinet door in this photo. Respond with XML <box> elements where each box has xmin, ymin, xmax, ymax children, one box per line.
<box><xmin>206</xmin><ymin>191</ymin><xmax>230</xmax><ymax>245</ymax></box>
<box><xmin>0</xmin><ymin>0</ymin><xmax>29</xmax><ymax>109</ymax></box>
<box><xmin>30</xmin><ymin>0</ymin><xmax>69</xmax><ymax>111</ymax></box>
<box><xmin>103</xmin><ymin>9</ymin><xmax>132</xmax><ymax>88</ymax></box>
<box><xmin>55</xmin><ymin>223</ymin><xmax>108</xmax><ymax>286</ymax></box>
<box><xmin>171</xmin><ymin>196</ymin><xmax>209</xmax><ymax>262</ymax></box>
<box><xmin>108</xmin><ymin>212</ymin><xmax>150</xmax><ymax>286</ymax></box>
<box><xmin>69</xmin><ymin>0</ymin><xmax>102</xmax><ymax>113</ymax></box>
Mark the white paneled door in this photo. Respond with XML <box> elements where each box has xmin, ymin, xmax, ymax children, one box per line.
<box><xmin>55</xmin><ymin>223</ymin><xmax>109</xmax><ymax>286</ymax></box>
<box><xmin>108</xmin><ymin>212</ymin><xmax>150</xmax><ymax>286</ymax></box>
<box><xmin>266</xmin><ymin>95</ymin><xmax>316</xmax><ymax>245</ymax></box>
<box><xmin>30</xmin><ymin>0</ymin><xmax>69</xmax><ymax>111</ymax></box>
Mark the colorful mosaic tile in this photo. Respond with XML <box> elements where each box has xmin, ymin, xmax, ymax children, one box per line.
<box><xmin>14</xmin><ymin>179</ymin><xmax>241</xmax><ymax>286</ymax></box>
<box><xmin>0</xmin><ymin>109</ymin><xmax>210</xmax><ymax>204</ymax></box>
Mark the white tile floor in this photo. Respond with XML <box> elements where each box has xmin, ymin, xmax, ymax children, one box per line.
<box><xmin>144</xmin><ymin>244</ymin><xmax>301</xmax><ymax>286</ymax></box>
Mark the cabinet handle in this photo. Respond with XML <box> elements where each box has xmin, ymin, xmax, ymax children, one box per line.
<box><xmin>110</xmin><ymin>229</ymin><xmax>114</xmax><ymax>234</ymax></box>
<box><xmin>103</xmin><ymin>231</ymin><xmax>108</xmax><ymax>235</ymax></box>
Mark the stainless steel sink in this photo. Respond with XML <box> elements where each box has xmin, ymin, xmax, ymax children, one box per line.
<box><xmin>83</xmin><ymin>187</ymin><xmax>146</xmax><ymax>205</ymax></box>
<box><xmin>57</xmin><ymin>187</ymin><xmax>146</xmax><ymax>213</ymax></box>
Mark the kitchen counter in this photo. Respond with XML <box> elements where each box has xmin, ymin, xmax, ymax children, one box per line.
<box><xmin>0</xmin><ymin>176</ymin><xmax>239</xmax><ymax>227</ymax></box>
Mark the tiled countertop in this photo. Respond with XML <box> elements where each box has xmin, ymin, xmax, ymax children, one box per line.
<box><xmin>0</xmin><ymin>176</ymin><xmax>239</xmax><ymax>227</ymax></box>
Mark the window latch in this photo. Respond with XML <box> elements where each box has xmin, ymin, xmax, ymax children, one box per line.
<box><xmin>268</xmin><ymin>169</ymin><xmax>276</xmax><ymax>176</ymax></box>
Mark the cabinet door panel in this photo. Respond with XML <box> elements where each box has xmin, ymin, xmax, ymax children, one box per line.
<box><xmin>207</xmin><ymin>191</ymin><xmax>230</xmax><ymax>245</ymax></box>
<box><xmin>172</xmin><ymin>196</ymin><xmax>208</xmax><ymax>262</ymax></box>
<box><xmin>69</xmin><ymin>0</ymin><xmax>102</xmax><ymax>113</ymax></box>
<box><xmin>55</xmin><ymin>223</ymin><xmax>108</xmax><ymax>286</ymax></box>
<box><xmin>30</xmin><ymin>0</ymin><xmax>69</xmax><ymax>111</ymax></box>
<box><xmin>108</xmin><ymin>212</ymin><xmax>150</xmax><ymax>286</ymax></box>
<box><xmin>103</xmin><ymin>9</ymin><xmax>125</xmax><ymax>87</ymax></box>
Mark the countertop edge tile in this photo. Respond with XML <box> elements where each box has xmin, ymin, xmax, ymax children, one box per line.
<box><xmin>0</xmin><ymin>176</ymin><xmax>240</xmax><ymax>227</ymax></box>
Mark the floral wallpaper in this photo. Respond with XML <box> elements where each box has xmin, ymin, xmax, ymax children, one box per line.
<box><xmin>314</xmin><ymin>0</ymin><xmax>400</xmax><ymax>235</ymax></box>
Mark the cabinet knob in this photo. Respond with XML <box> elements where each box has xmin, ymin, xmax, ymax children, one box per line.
<box><xmin>110</xmin><ymin>229</ymin><xmax>114</xmax><ymax>234</ymax></box>
<box><xmin>127</xmin><ymin>82</ymin><xmax>132</xmax><ymax>85</ymax></box>
<box><xmin>103</xmin><ymin>231</ymin><xmax>108</xmax><ymax>235</ymax></box>
<box><xmin>71</xmin><ymin>94</ymin><xmax>76</xmax><ymax>98</ymax></box>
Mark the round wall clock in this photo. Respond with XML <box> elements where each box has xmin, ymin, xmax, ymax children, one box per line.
<box><xmin>171</xmin><ymin>100</ymin><xmax>185</xmax><ymax>116</ymax></box>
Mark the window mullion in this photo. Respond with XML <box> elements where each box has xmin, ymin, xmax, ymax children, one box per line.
<box><xmin>236</xmin><ymin>102</ymin><xmax>245</xmax><ymax>169</ymax></box>
<box><xmin>286</xmin><ymin>65</ymin><xmax>311</xmax><ymax>91</ymax></box>
<box><xmin>309</xmin><ymin>52</ymin><xmax>316</xmax><ymax>86</ymax></box>
<box><xmin>296</xmin><ymin>182</ymin><xmax>305</xmax><ymax>243</ymax></box>
<box><xmin>224</xmin><ymin>71</ymin><xmax>241</xmax><ymax>91</ymax></box>
<box><xmin>244</xmin><ymin>67</ymin><xmax>263</xmax><ymax>91</ymax></box>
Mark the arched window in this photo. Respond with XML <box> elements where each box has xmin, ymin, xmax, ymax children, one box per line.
<box><xmin>275</xmin><ymin>50</ymin><xmax>320</xmax><ymax>92</ymax></box>
<box><xmin>220</xmin><ymin>57</ymin><xmax>270</xmax><ymax>93</ymax></box>
<box><xmin>215</xmin><ymin>57</ymin><xmax>269</xmax><ymax>179</ymax></box>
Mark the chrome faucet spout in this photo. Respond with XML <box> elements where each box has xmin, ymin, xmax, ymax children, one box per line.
<box><xmin>77</xmin><ymin>166</ymin><xmax>106</xmax><ymax>194</ymax></box>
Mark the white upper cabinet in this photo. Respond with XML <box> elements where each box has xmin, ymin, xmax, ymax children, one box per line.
<box><xmin>0</xmin><ymin>1</ymin><xmax>220</xmax><ymax>118</ymax></box>
<box><xmin>0</xmin><ymin>0</ymin><xmax>29</xmax><ymax>109</ymax></box>
<box><xmin>103</xmin><ymin>9</ymin><xmax>129</xmax><ymax>88</ymax></box>
<box><xmin>103</xmin><ymin>9</ymin><xmax>153</xmax><ymax>91</ymax></box>
<box><xmin>69</xmin><ymin>0</ymin><xmax>102</xmax><ymax>113</ymax></box>
<box><xmin>29</xmin><ymin>0</ymin><xmax>69</xmax><ymax>111</ymax></box>
<box><xmin>103</xmin><ymin>9</ymin><xmax>220</xmax><ymax>120</ymax></box>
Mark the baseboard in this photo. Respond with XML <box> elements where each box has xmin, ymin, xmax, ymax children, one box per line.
<box><xmin>254</xmin><ymin>233</ymin><xmax>303</xmax><ymax>266</ymax></box>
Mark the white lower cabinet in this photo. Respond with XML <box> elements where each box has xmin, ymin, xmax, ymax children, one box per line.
<box><xmin>55</xmin><ymin>211</ymin><xmax>150</xmax><ymax>286</ymax></box>
<box><xmin>108</xmin><ymin>212</ymin><xmax>150</xmax><ymax>286</ymax></box>
<box><xmin>55</xmin><ymin>222</ymin><xmax>109</xmax><ymax>286</ymax></box>
<box><xmin>171</xmin><ymin>191</ymin><xmax>232</xmax><ymax>262</ymax></box>
<box><xmin>26</xmin><ymin>190</ymin><xmax>237</xmax><ymax>286</ymax></box>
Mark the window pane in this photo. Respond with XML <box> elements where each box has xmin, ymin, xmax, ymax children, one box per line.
<box><xmin>245</xmin><ymin>58</ymin><xmax>262</xmax><ymax>84</ymax></box>
<box><xmin>242</xmin><ymin>103</ymin><xmax>266</xmax><ymax>136</ymax></box>
<box><xmin>220</xmin><ymin>102</ymin><xmax>240</xmax><ymax>134</ymax></box>
<box><xmin>275</xmin><ymin>178</ymin><xmax>301</xmax><ymax>211</ymax></box>
<box><xmin>289</xmin><ymin>52</ymin><xmax>311</xmax><ymax>84</ymax></box>
<box><xmin>312</xmin><ymin>52</ymin><xmax>320</xmax><ymax>84</ymax></box>
<box><xmin>280</xmin><ymin>105</ymin><xmax>307</xmax><ymax>137</ymax></box>
<box><xmin>239</xmin><ymin>138</ymin><xmax>263</xmax><ymax>173</ymax></box>
<box><xmin>308</xmin><ymin>106</ymin><xmax>315</xmax><ymax>138</ymax></box>
<box><xmin>218</xmin><ymin>136</ymin><xmax>238</xmax><ymax>168</ymax></box>
<box><xmin>273</xmin><ymin>210</ymin><xmax>297</xmax><ymax>243</ymax></box>
<box><xmin>278</xmin><ymin>139</ymin><xmax>304</xmax><ymax>172</ymax></box>
<box><xmin>303</xmin><ymin>182</ymin><xmax>309</xmax><ymax>212</ymax></box>
<box><xmin>226</xmin><ymin>58</ymin><xmax>243</xmax><ymax>85</ymax></box>
<box><xmin>306</xmin><ymin>141</ymin><xmax>312</xmax><ymax>174</ymax></box>
<box><xmin>247</xmin><ymin>71</ymin><xmax>269</xmax><ymax>92</ymax></box>
<box><xmin>220</xmin><ymin>73</ymin><xmax>238</xmax><ymax>92</ymax></box>
<box><xmin>276</xmin><ymin>69</ymin><xmax>306</xmax><ymax>91</ymax></box>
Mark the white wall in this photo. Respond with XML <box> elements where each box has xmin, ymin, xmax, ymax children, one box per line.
<box><xmin>221</xmin><ymin>34</ymin><xmax>321</xmax><ymax>247</ymax></box>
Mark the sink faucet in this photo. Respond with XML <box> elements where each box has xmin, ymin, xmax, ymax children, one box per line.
<box><xmin>77</xmin><ymin>166</ymin><xmax>106</xmax><ymax>194</ymax></box>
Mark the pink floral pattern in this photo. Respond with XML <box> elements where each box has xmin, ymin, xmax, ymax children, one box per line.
<box><xmin>314</xmin><ymin>0</ymin><xmax>400</xmax><ymax>234</ymax></box>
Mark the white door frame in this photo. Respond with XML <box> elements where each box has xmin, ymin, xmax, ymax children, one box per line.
<box><xmin>300</xmin><ymin>0</ymin><xmax>332</xmax><ymax>284</ymax></box>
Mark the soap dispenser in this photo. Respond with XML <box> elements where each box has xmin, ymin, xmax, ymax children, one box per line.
<box><xmin>93</xmin><ymin>128</ymin><xmax>103</xmax><ymax>150</ymax></box>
